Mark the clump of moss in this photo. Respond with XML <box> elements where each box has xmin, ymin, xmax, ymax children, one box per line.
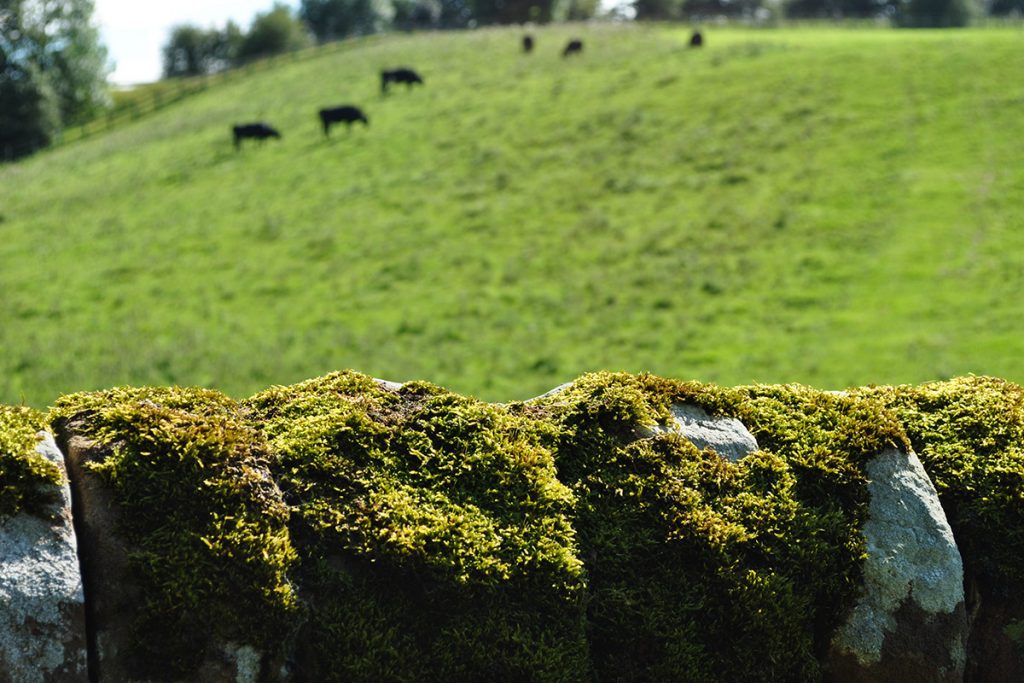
<box><xmin>0</xmin><ymin>404</ymin><xmax>62</xmax><ymax>520</ymax></box>
<box><xmin>40</xmin><ymin>371</ymin><xmax>924</xmax><ymax>681</ymax></box>
<box><xmin>50</xmin><ymin>387</ymin><xmax>300</xmax><ymax>680</ymax></box>
<box><xmin>244</xmin><ymin>371</ymin><xmax>590</xmax><ymax>682</ymax></box>
<box><xmin>851</xmin><ymin>376</ymin><xmax>1024</xmax><ymax>595</ymax></box>
<box><xmin>532</xmin><ymin>373</ymin><xmax>908</xmax><ymax>681</ymax></box>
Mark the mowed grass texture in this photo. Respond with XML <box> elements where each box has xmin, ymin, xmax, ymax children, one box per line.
<box><xmin>2</xmin><ymin>25</ymin><xmax>1024</xmax><ymax>407</ymax></box>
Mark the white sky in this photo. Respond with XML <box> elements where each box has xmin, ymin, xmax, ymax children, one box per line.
<box><xmin>95</xmin><ymin>0</ymin><xmax>297</xmax><ymax>85</ymax></box>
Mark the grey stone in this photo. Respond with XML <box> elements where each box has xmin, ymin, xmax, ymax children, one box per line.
<box><xmin>373</xmin><ymin>378</ymin><xmax>404</xmax><ymax>392</ymax></box>
<box><xmin>646</xmin><ymin>403</ymin><xmax>759</xmax><ymax>462</ymax></box>
<box><xmin>523</xmin><ymin>383</ymin><xmax>573</xmax><ymax>403</ymax></box>
<box><xmin>828</xmin><ymin>448</ymin><xmax>967</xmax><ymax>682</ymax></box>
<box><xmin>0</xmin><ymin>432</ymin><xmax>88</xmax><ymax>683</ymax></box>
<box><xmin>524</xmin><ymin>384</ymin><xmax>760</xmax><ymax>461</ymax></box>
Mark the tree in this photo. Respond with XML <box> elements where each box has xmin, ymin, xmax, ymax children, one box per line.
<box><xmin>553</xmin><ymin>0</ymin><xmax>601</xmax><ymax>20</ymax></box>
<box><xmin>163</xmin><ymin>25</ymin><xmax>216</xmax><ymax>78</ymax></box>
<box><xmin>678</xmin><ymin>0</ymin><xmax>761</xmax><ymax>16</ymax></box>
<box><xmin>0</xmin><ymin>61</ymin><xmax>59</xmax><ymax>160</ymax></box>
<box><xmin>436</xmin><ymin>0</ymin><xmax>473</xmax><ymax>26</ymax></box>
<box><xmin>391</xmin><ymin>0</ymin><xmax>442</xmax><ymax>30</ymax></box>
<box><xmin>2</xmin><ymin>0</ymin><xmax>109</xmax><ymax>124</ymax></box>
<box><xmin>1</xmin><ymin>0</ymin><xmax>109</xmax><ymax>158</ymax></box>
<box><xmin>237</xmin><ymin>3</ymin><xmax>313</xmax><ymax>62</ymax></box>
<box><xmin>298</xmin><ymin>0</ymin><xmax>388</xmax><ymax>42</ymax></box>
<box><xmin>988</xmin><ymin>0</ymin><xmax>1023</xmax><ymax>14</ymax></box>
<box><xmin>465</xmin><ymin>0</ymin><xmax>555</xmax><ymax>23</ymax></box>
<box><xmin>633</xmin><ymin>0</ymin><xmax>682</xmax><ymax>18</ymax></box>
<box><xmin>162</xmin><ymin>22</ymin><xmax>243</xmax><ymax>78</ymax></box>
<box><xmin>784</xmin><ymin>0</ymin><xmax>896</xmax><ymax>17</ymax></box>
<box><xmin>896</xmin><ymin>0</ymin><xmax>975</xmax><ymax>24</ymax></box>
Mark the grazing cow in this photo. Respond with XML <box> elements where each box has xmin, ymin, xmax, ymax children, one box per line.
<box><xmin>562</xmin><ymin>39</ymin><xmax>583</xmax><ymax>57</ymax></box>
<box><xmin>232</xmin><ymin>122</ymin><xmax>281</xmax><ymax>150</ymax></box>
<box><xmin>381</xmin><ymin>68</ymin><xmax>424</xmax><ymax>94</ymax></box>
<box><xmin>523</xmin><ymin>34</ymin><xmax>534</xmax><ymax>53</ymax></box>
<box><xmin>690</xmin><ymin>30</ymin><xmax>703</xmax><ymax>48</ymax></box>
<box><xmin>319</xmin><ymin>105</ymin><xmax>369</xmax><ymax>136</ymax></box>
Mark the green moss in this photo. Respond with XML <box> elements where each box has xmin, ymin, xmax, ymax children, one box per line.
<box><xmin>0</xmin><ymin>404</ymin><xmax>62</xmax><ymax>520</ymax></box>
<box><xmin>1006</xmin><ymin>620</ymin><xmax>1024</xmax><ymax>646</ymax></box>
<box><xmin>244</xmin><ymin>371</ymin><xmax>590</xmax><ymax>681</ymax></box>
<box><xmin>851</xmin><ymin>376</ymin><xmax>1024</xmax><ymax>597</ymax></box>
<box><xmin>50</xmin><ymin>386</ymin><xmax>300</xmax><ymax>680</ymax></box>
<box><xmin>40</xmin><ymin>371</ymin><xmax>923</xmax><ymax>681</ymax></box>
<box><xmin>532</xmin><ymin>372</ymin><xmax>908</xmax><ymax>682</ymax></box>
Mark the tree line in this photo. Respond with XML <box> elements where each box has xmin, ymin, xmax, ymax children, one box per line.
<box><xmin>161</xmin><ymin>0</ymin><xmax>602</xmax><ymax>79</ymax></box>
<box><xmin>162</xmin><ymin>0</ymin><xmax>1019</xmax><ymax>82</ymax></box>
<box><xmin>1</xmin><ymin>0</ymin><xmax>108</xmax><ymax>159</ymax></box>
<box><xmin>3</xmin><ymin>0</ymin><xmax>1022</xmax><ymax>160</ymax></box>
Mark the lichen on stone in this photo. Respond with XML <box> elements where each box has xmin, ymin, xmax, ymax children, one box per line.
<box><xmin>0</xmin><ymin>404</ymin><xmax>62</xmax><ymax>520</ymax></box>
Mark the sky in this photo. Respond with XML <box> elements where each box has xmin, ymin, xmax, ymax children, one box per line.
<box><xmin>94</xmin><ymin>0</ymin><xmax>297</xmax><ymax>85</ymax></box>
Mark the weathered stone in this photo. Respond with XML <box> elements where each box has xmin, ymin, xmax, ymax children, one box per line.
<box><xmin>0</xmin><ymin>432</ymin><xmax>88</xmax><ymax>683</ymax></box>
<box><xmin>528</xmin><ymin>386</ymin><xmax>762</xmax><ymax>463</ymax></box>
<box><xmin>55</xmin><ymin>424</ymin><xmax>289</xmax><ymax>683</ymax></box>
<box><xmin>525</xmin><ymin>382</ymin><xmax>574</xmax><ymax>403</ymax></box>
<box><xmin>963</xmin><ymin>579</ymin><xmax>1024</xmax><ymax>683</ymax></box>
<box><xmin>646</xmin><ymin>403</ymin><xmax>759</xmax><ymax>462</ymax></box>
<box><xmin>373</xmin><ymin>377</ymin><xmax>404</xmax><ymax>392</ymax></box>
<box><xmin>828</xmin><ymin>448</ymin><xmax>967</xmax><ymax>682</ymax></box>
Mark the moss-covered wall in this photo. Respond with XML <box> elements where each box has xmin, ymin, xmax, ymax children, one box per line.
<box><xmin>529</xmin><ymin>374</ymin><xmax>909</xmax><ymax>681</ymax></box>
<box><xmin>850</xmin><ymin>377</ymin><xmax>1024</xmax><ymax>677</ymax></box>
<box><xmin>50</xmin><ymin>387</ymin><xmax>300</xmax><ymax>679</ymax></box>
<box><xmin>23</xmin><ymin>372</ymin><xmax>1024</xmax><ymax>681</ymax></box>
<box><xmin>243</xmin><ymin>372</ymin><xmax>589</xmax><ymax>681</ymax></box>
<box><xmin>0</xmin><ymin>404</ymin><xmax>62</xmax><ymax>520</ymax></box>
<box><xmin>851</xmin><ymin>377</ymin><xmax>1024</xmax><ymax>595</ymax></box>
<box><xmin>43</xmin><ymin>371</ymin><xmax>933</xmax><ymax>682</ymax></box>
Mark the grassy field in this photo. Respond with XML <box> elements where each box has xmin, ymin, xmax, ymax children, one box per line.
<box><xmin>2</xmin><ymin>23</ymin><xmax>1023</xmax><ymax>407</ymax></box>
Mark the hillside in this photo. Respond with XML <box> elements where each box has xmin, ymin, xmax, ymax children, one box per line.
<box><xmin>2</xmin><ymin>24</ymin><xmax>1023</xmax><ymax>407</ymax></box>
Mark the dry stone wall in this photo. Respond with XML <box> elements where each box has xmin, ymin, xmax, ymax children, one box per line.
<box><xmin>0</xmin><ymin>433</ymin><xmax>87</xmax><ymax>683</ymax></box>
<box><xmin>0</xmin><ymin>372</ymin><xmax>1020</xmax><ymax>681</ymax></box>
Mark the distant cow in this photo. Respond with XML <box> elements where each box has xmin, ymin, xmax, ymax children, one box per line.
<box><xmin>690</xmin><ymin>30</ymin><xmax>703</xmax><ymax>48</ymax></box>
<box><xmin>381</xmin><ymin>68</ymin><xmax>424</xmax><ymax>94</ymax></box>
<box><xmin>523</xmin><ymin>35</ymin><xmax>534</xmax><ymax>53</ymax></box>
<box><xmin>319</xmin><ymin>105</ymin><xmax>369</xmax><ymax>136</ymax></box>
<box><xmin>232</xmin><ymin>122</ymin><xmax>281</xmax><ymax>150</ymax></box>
<box><xmin>562</xmin><ymin>39</ymin><xmax>583</xmax><ymax>58</ymax></box>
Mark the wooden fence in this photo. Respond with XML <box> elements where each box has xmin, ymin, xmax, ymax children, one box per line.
<box><xmin>54</xmin><ymin>35</ymin><xmax>385</xmax><ymax>148</ymax></box>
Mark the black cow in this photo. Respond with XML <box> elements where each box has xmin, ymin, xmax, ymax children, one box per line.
<box><xmin>523</xmin><ymin>35</ymin><xmax>534</xmax><ymax>53</ymax></box>
<box><xmin>690</xmin><ymin>30</ymin><xmax>703</xmax><ymax>48</ymax></box>
<box><xmin>232</xmin><ymin>122</ymin><xmax>281</xmax><ymax>150</ymax></box>
<box><xmin>562</xmin><ymin>39</ymin><xmax>583</xmax><ymax>57</ymax></box>
<box><xmin>319</xmin><ymin>105</ymin><xmax>369</xmax><ymax>136</ymax></box>
<box><xmin>381</xmin><ymin>68</ymin><xmax>424</xmax><ymax>94</ymax></box>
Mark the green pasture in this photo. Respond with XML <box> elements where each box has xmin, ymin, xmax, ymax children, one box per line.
<box><xmin>2</xmin><ymin>24</ymin><xmax>1023</xmax><ymax>407</ymax></box>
